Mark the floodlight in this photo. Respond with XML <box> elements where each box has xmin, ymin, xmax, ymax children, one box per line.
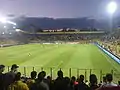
<box><xmin>107</xmin><ymin>1</ymin><xmax>117</xmax><ymax>15</ymax></box>
<box><xmin>0</xmin><ymin>17</ymin><xmax>7</xmax><ymax>23</ymax></box>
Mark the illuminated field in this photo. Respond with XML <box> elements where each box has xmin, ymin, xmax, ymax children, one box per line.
<box><xmin>0</xmin><ymin>44</ymin><xmax>120</xmax><ymax>82</ymax></box>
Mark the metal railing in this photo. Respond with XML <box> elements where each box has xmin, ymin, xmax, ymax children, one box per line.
<box><xmin>5</xmin><ymin>66</ymin><xmax>120</xmax><ymax>82</ymax></box>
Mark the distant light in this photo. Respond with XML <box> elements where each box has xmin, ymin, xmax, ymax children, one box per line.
<box><xmin>13</xmin><ymin>26</ymin><xmax>16</xmax><ymax>29</ymax></box>
<box><xmin>2</xmin><ymin>32</ymin><xmax>5</xmax><ymax>34</ymax></box>
<box><xmin>107</xmin><ymin>1</ymin><xmax>117</xmax><ymax>14</ymax></box>
<box><xmin>4</xmin><ymin>26</ymin><xmax>6</xmax><ymax>28</ymax></box>
<box><xmin>15</xmin><ymin>29</ymin><xmax>21</xmax><ymax>32</ymax></box>
<box><xmin>9</xmin><ymin>32</ymin><xmax>12</xmax><ymax>34</ymax></box>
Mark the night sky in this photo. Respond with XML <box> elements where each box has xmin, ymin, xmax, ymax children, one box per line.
<box><xmin>0</xmin><ymin>0</ymin><xmax>120</xmax><ymax>18</ymax></box>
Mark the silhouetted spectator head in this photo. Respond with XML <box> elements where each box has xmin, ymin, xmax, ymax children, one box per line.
<box><xmin>47</xmin><ymin>76</ymin><xmax>51</xmax><ymax>80</ymax></box>
<box><xmin>11</xmin><ymin>64</ymin><xmax>19</xmax><ymax>73</ymax></box>
<box><xmin>118</xmin><ymin>81</ymin><xmax>120</xmax><ymax>85</ymax></box>
<box><xmin>47</xmin><ymin>76</ymin><xmax>52</xmax><ymax>83</ymax></box>
<box><xmin>71</xmin><ymin>76</ymin><xmax>76</xmax><ymax>82</ymax></box>
<box><xmin>57</xmin><ymin>70</ymin><xmax>63</xmax><ymax>78</ymax></box>
<box><xmin>80</xmin><ymin>75</ymin><xmax>84</xmax><ymax>82</ymax></box>
<box><xmin>14</xmin><ymin>72</ymin><xmax>21</xmax><ymax>81</ymax></box>
<box><xmin>41</xmin><ymin>71</ymin><xmax>46</xmax><ymax>78</ymax></box>
<box><xmin>106</xmin><ymin>73</ymin><xmax>113</xmax><ymax>82</ymax></box>
<box><xmin>38</xmin><ymin>72</ymin><xmax>44</xmax><ymax>82</ymax></box>
<box><xmin>0</xmin><ymin>64</ymin><xmax>5</xmax><ymax>73</ymax></box>
<box><xmin>90</xmin><ymin>74</ymin><xmax>97</xmax><ymax>85</ymax></box>
<box><xmin>31</xmin><ymin>71</ymin><xmax>37</xmax><ymax>79</ymax></box>
<box><xmin>103</xmin><ymin>76</ymin><xmax>107</xmax><ymax>83</ymax></box>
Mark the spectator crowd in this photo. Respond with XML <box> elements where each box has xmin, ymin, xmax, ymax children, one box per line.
<box><xmin>0</xmin><ymin>64</ymin><xmax>120</xmax><ymax>90</ymax></box>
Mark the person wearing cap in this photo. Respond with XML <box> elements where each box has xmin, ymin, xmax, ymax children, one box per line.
<box><xmin>4</xmin><ymin>64</ymin><xmax>19</xmax><ymax>90</ymax></box>
<box><xmin>0</xmin><ymin>65</ymin><xmax>5</xmax><ymax>90</ymax></box>
<box><xmin>11</xmin><ymin>64</ymin><xmax>19</xmax><ymax>73</ymax></box>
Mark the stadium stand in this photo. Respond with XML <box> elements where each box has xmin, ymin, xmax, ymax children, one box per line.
<box><xmin>0</xmin><ymin>30</ymin><xmax>120</xmax><ymax>90</ymax></box>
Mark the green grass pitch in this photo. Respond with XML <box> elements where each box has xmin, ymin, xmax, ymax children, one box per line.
<box><xmin>0</xmin><ymin>43</ymin><xmax>120</xmax><ymax>82</ymax></box>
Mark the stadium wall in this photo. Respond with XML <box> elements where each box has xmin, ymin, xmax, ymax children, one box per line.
<box><xmin>0</xmin><ymin>43</ymin><xmax>26</xmax><ymax>48</ymax></box>
<box><xmin>95</xmin><ymin>43</ymin><xmax>120</xmax><ymax>64</ymax></box>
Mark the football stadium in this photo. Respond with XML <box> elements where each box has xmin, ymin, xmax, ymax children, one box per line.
<box><xmin>0</xmin><ymin>19</ymin><xmax>120</xmax><ymax>89</ymax></box>
<box><xmin>1</xmin><ymin>0</ymin><xmax>120</xmax><ymax>90</ymax></box>
<box><xmin>0</xmin><ymin>22</ymin><xmax>120</xmax><ymax>90</ymax></box>
<box><xmin>0</xmin><ymin>29</ymin><xmax>120</xmax><ymax>82</ymax></box>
